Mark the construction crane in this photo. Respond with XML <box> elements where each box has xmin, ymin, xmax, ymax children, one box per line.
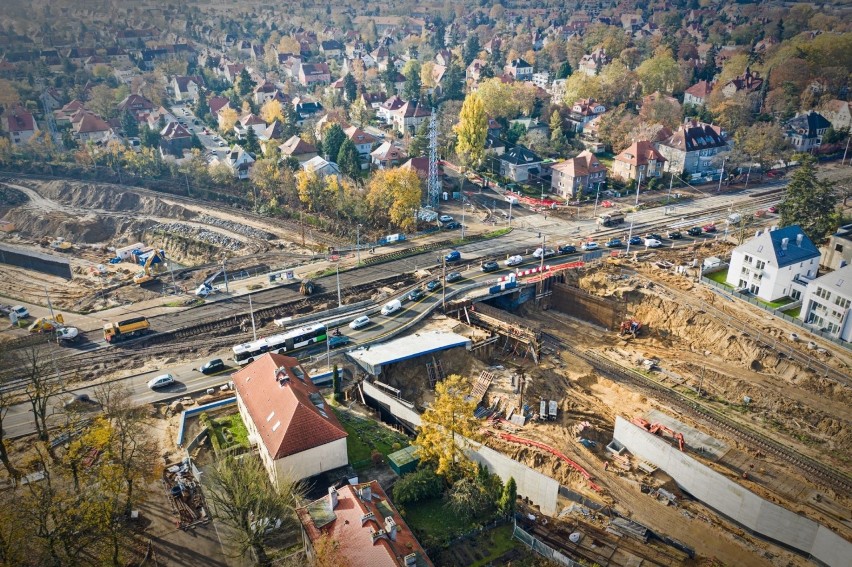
<box><xmin>133</xmin><ymin>250</ymin><xmax>166</xmax><ymax>285</ymax></box>
<box><xmin>631</xmin><ymin>418</ymin><xmax>686</xmax><ymax>451</ymax></box>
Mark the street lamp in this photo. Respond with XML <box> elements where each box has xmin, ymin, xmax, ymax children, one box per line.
<box><xmin>717</xmin><ymin>156</ymin><xmax>728</xmax><ymax>192</ymax></box>
<box><xmin>539</xmin><ymin>232</ymin><xmax>545</xmax><ymax>274</ymax></box>
<box><xmin>624</xmin><ymin>175</ymin><xmax>642</xmax><ymax>254</ymax></box>
<box><xmin>222</xmin><ymin>259</ymin><xmax>229</xmax><ymax>294</ymax></box>
<box><xmin>356</xmin><ymin>224</ymin><xmax>362</xmax><ymax>265</ymax></box>
<box><xmin>592</xmin><ymin>181</ymin><xmax>603</xmax><ymax>220</ymax></box>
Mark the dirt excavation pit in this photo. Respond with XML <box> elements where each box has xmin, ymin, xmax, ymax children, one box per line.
<box><xmin>0</xmin><ymin>179</ymin><xmax>316</xmax><ymax>309</ymax></box>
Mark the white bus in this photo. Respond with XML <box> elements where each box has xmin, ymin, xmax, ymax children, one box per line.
<box><xmin>232</xmin><ymin>323</ymin><xmax>328</xmax><ymax>366</ymax></box>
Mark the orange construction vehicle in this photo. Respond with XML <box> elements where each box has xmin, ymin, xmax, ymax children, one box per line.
<box><xmin>631</xmin><ymin>417</ymin><xmax>686</xmax><ymax>451</ymax></box>
<box><xmin>619</xmin><ymin>319</ymin><xmax>642</xmax><ymax>337</ymax></box>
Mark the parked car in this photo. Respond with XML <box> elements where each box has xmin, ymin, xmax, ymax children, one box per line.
<box><xmin>200</xmin><ymin>359</ymin><xmax>225</xmax><ymax>374</ymax></box>
<box><xmin>147</xmin><ymin>374</ymin><xmax>175</xmax><ymax>390</ymax></box>
<box><xmin>558</xmin><ymin>244</ymin><xmax>577</xmax><ymax>255</ymax></box>
<box><xmin>407</xmin><ymin>288</ymin><xmax>425</xmax><ymax>301</ymax></box>
<box><xmin>425</xmin><ymin>279</ymin><xmax>442</xmax><ymax>292</ymax></box>
<box><xmin>533</xmin><ymin>247</ymin><xmax>556</xmax><ymax>258</ymax></box>
<box><xmin>349</xmin><ymin>315</ymin><xmax>371</xmax><ymax>330</ymax></box>
<box><xmin>645</xmin><ymin>233</ymin><xmax>663</xmax><ymax>241</ymax></box>
<box><xmin>605</xmin><ymin>238</ymin><xmax>622</xmax><ymax>248</ymax></box>
<box><xmin>644</xmin><ymin>238</ymin><xmax>662</xmax><ymax>248</ymax></box>
<box><xmin>445</xmin><ymin>272</ymin><xmax>462</xmax><ymax>283</ymax></box>
<box><xmin>505</xmin><ymin>255</ymin><xmax>523</xmax><ymax>266</ymax></box>
<box><xmin>444</xmin><ymin>221</ymin><xmax>461</xmax><ymax>230</ymax></box>
<box><xmin>381</xmin><ymin>299</ymin><xmax>402</xmax><ymax>315</ymax></box>
<box><xmin>628</xmin><ymin>236</ymin><xmax>643</xmax><ymax>246</ymax></box>
<box><xmin>445</xmin><ymin>250</ymin><xmax>461</xmax><ymax>262</ymax></box>
<box><xmin>217</xmin><ymin>141</ymin><xmax>225</xmax><ymax>147</ymax></box>
<box><xmin>667</xmin><ymin>230</ymin><xmax>683</xmax><ymax>239</ymax></box>
<box><xmin>439</xmin><ymin>214</ymin><xmax>454</xmax><ymax>223</ymax></box>
<box><xmin>10</xmin><ymin>305</ymin><xmax>29</xmax><ymax>319</ymax></box>
<box><xmin>687</xmin><ymin>227</ymin><xmax>703</xmax><ymax>236</ymax></box>
<box><xmin>702</xmin><ymin>223</ymin><xmax>717</xmax><ymax>233</ymax></box>
<box><xmin>481</xmin><ymin>260</ymin><xmax>500</xmax><ymax>272</ymax></box>
<box><xmin>580</xmin><ymin>242</ymin><xmax>599</xmax><ymax>251</ymax></box>
<box><xmin>63</xmin><ymin>393</ymin><xmax>97</xmax><ymax>410</ymax></box>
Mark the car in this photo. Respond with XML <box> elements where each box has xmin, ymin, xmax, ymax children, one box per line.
<box><xmin>505</xmin><ymin>255</ymin><xmax>523</xmax><ymax>266</ymax></box>
<box><xmin>702</xmin><ymin>223</ymin><xmax>717</xmax><ymax>233</ymax></box>
<box><xmin>533</xmin><ymin>247</ymin><xmax>556</xmax><ymax>258</ymax></box>
<box><xmin>217</xmin><ymin>141</ymin><xmax>225</xmax><ymax>147</ymax></box>
<box><xmin>408</xmin><ymin>288</ymin><xmax>425</xmax><ymax>301</ymax></box>
<box><xmin>481</xmin><ymin>260</ymin><xmax>500</xmax><ymax>272</ymax></box>
<box><xmin>200</xmin><ymin>359</ymin><xmax>225</xmax><ymax>374</ymax></box>
<box><xmin>425</xmin><ymin>279</ymin><xmax>442</xmax><ymax>292</ymax></box>
<box><xmin>628</xmin><ymin>236</ymin><xmax>643</xmax><ymax>246</ymax></box>
<box><xmin>644</xmin><ymin>238</ymin><xmax>662</xmax><ymax>248</ymax></box>
<box><xmin>10</xmin><ymin>305</ymin><xmax>29</xmax><ymax>319</ymax></box>
<box><xmin>645</xmin><ymin>233</ymin><xmax>663</xmax><ymax>241</ymax></box>
<box><xmin>667</xmin><ymin>230</ymin><xmax>683</xmax><ymax>239</ymax></box>
<box><xmin>580</xmin><ymin>242</ymin><xmax>599</xmax><ymax>251</ymax></box>
<box><xmin>443</xmin><ymin>221</ymin><xmax>461</xmax><ymax>230</ymax></box>
<box><xmin>558</xmin><ymin>245</ymin><xmax>577</xmax><ymax>255</ymax></box>
<box><xmin>605</xmin><ymin>238</ymin><xmax>622</xmax><ymax>248</ymax></box>
<box><xmin>381</xmin><ymin>299</ymin><xmax>402</xmax><ymax>315</ymax></box>
<box><xmin>445</xmin><ymin>272</ymin><xmax>462</xmax><ymax>283</ymax></box>
<box><xmin>445</xmin><ymin>250</ymin><xmax>461</xmax><ymax>262</ymax></box>
<box><xmin>147</xmin><ymin>374</ymin><xmax>175</xmax><ymax>390</ymax></box>
<box><xmin>439</xmin><ymin>214</ymin><xmax>454</xmax><ymax>223</ymax></box>
<box><xmin>63</xmin><ymin>393</ymin><xmax>97</xmax><ymax>410</ymax></box>
<box><xmin>687</xmin><ymin>227</ymin><xmax>703</xmax><ymax>236</ymax></box>
<box><xmin>328</xmin><ymin>334</ymin><xmax>351</xmax><ymax>348</ymax></box>
<box><xmin>349</xmin><ymin>316</ymin><xmax>371</xmax><ymax>330</ymax></box>
<box><xmin>768</xmin><ymin>205</ymin><xmax>778</xmax><ymax>213</ymax></box>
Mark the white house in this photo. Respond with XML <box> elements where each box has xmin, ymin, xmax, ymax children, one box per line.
<box><xmin>301</xmin><ymin>156</ymin><xmax>341</xmax><ymax>178</ymax></box>
<box><xmin>725</xmin><ymin>225</ymin><xmax>821</xmax><ymax>302</ymax></box>
<box><xmin>2</xmin><ymin>105</ymin><xmax>38</xmax><ymax>145</ymax></box>
<box><xmin>343</xmin><ymin>125</ymin><xmax>377</xmax><ymax>156</ymax></box>
<box><xmin>800</xmin><ymin>263</ymin><xmax>852</xmax><ymax>342</ymax></box>
<box><xmin>390</xmin><ymin>100</ymin><xmax>431</xmax><ymax>135</ymax></box>
<box><xmin>172</xmin><ymin>75</ymin><xmax>204</xmax><ymax>102</ymax></box>
<box><xmin>233</xmin><ymin>353</ymin><xmax>348</xmax><ymax>488</ymax></box>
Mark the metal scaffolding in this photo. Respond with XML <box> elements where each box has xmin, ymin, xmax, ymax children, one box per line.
<box><xmin>427</xmin><ymin>109</ymin><xmax>439</xmax><ymax>208</ymax></box>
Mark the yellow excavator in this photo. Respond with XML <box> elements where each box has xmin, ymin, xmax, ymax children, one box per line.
<box><xmin>29</xmin><ymin>313</ymin><xmax>65</xmax><ymax>333</ymax></box>
<box><xmin>133</xmin><ymin>250</ymin><xmax>166</xmax><ymax>285</ymax></box>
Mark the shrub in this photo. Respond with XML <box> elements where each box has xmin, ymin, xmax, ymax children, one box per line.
<box><xmin>393</xmin><ymin>466</ymin><xmax>444</xmax><ymax>505</ymax></box>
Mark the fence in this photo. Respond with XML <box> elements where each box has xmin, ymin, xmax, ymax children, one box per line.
<box><xmin>700</xmin><ymin>276</ymin><xmax>850</xmax><ymax>352</ymax></box>
<box><xmin>512</xmin><ymin>522</ymin><xmax>583</xmax><ymax>567</ymax></box>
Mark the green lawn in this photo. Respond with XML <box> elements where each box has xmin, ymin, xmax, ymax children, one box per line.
<box><xmin>211</xmin><ymin>413</ymin><xmax>250</xmax><ymax>451</ymax></box>
<box><xmin>705</xmin><ymin>269</ymin><xmax>730</xmax><ymax>285</ymax></box>
<box><xmin>470</xmin><ymin>524</ymin><xmax>517</xmax><ymax>567</ymax></box>
<box><xmin>782</xmin><ymin>305</ymin><xmax>802</xmax><ymax>318</ymax></box>
<box><xmin>596</xmin><ymin>152</ymin><xmax>615</xmax><ymax>169</ymax></box>
<box><xmin>762</xmin><ymin>296</ymin><xmax>794</xmax><ymax>309</ymax></box>
<box><xmin>402</xmin><ymin>498</ymin><xmax>471</xmax><ymax>548</ymax></box>
<box><xmin>333</xmin><ymin>409</ymin><xmax>409</xmax><ymax>469</ymax></box>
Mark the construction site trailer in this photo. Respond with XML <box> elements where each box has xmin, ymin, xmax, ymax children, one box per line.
<box><xmin>115</xmin><ymin>242</ymin><xmax>145</xmax><ymax>260</ymax></box>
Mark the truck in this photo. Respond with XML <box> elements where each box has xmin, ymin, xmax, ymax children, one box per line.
<box><xmin>548</xmin><ymin>400</ymin><xmax>558</xmax><ymax>420</ymax></box>
<box><xmin>596</xmin><ymin>211</ymin><xmax>625</xmax><ymax>227</ymax></box>
<box><xmin>103</xmin><ymin>316</ymin><xmax>150</xmax><ymax>343</ymax></box>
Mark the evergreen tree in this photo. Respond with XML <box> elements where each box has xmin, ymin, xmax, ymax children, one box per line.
<box><xmin>499</xmin><ymin>477</ymin><xmax>517</xmax><ymax>517</ymax></box>
<box><xmin>332</xmin><ymin>364</ymin><xmax>342</xmax><ymax>402</ymax></box>
<box><xmin>463</xmin><ymin>35</ymin><xmax>480</xmax><ymax>66</ymax></box>
<box><xmin>121</xmin><ymin>111</ymin><xmax>139</xmax><ymax>137</ymax></box>
<box><xmin>195</xmin><ymin>94</ymin><xmax>210</xmax><ymax>120</ymax></box>
<box><xmin>337</xmin><ymin>138</ymin><xmax>361</xmax><ymax>180</ymax></box>
<box><xmin>443</xmin><ymin>60</ymin><xmax>464</xmax><ymax>101</ymax></box>
<box><xmin>409</xmin><ymin>119</ymin><xmax>430</xmax><ymax>158</ymax></box>
<box><xmin>191</xmin><ymin>133</ymin><xmax>203</xmax><ymax>150</ymax></box>
<box><xmin>403</xmin><ymin>61</ymin><xmax>422</xmax><ymax>101</ymax></box>
<box><xmin>237</xmin><ymin>68</ymin><xmax>256</xmax><ymax>97</ymax></box>
<box><xmin>243</xmin><ymin>126</ymin><xmax>260</xmax><ymax>155</ymax></box>
<box><xmin>382</xmin><ymin>65</ymin><xmax>399</xmax><ymax>94</ymax></box>
<box><xmin>343</xmin><ymin>73</ymin><xmax>358</xmax><ymax>102</ymax></box>
<box><xmin>322</xmin><ymin>123</ymin><xmax>346</xmax><ymax>163</ymax></box>
<box><xmin>140</xmin><ymin>125</ymin><xmax>160</xmax><ymax>148</ymax></box>
<box><xmin>557</xmin><ymin>61</ymin><xmax>572</xmax><ymax>79</ymax></box>
<box><xmin>779</xmin><ymin>155</ymin><xmax>840</xmax><ymax>243</ymax></box>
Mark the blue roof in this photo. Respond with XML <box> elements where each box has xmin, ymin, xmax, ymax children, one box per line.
<box><xmin>767</xmin><ymin>225</ymin><xmax>819</xmax><ymax>268</ymax></box>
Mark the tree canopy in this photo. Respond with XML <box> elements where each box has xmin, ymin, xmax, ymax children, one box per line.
<box><xmin>779</xmin><ymin>156</ymin><xmax>840</xmax><ymax>243</ymax></box>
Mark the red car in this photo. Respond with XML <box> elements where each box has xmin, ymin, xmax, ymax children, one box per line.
<box><xmin>768</xmin><ymin>205</ymin><xmax>778</xmax><ymax>213</ymax></box>
<box><xmin>702</xmin><ymin>223</ymin><xmax>717</xmax><ymax>233</ymax></box>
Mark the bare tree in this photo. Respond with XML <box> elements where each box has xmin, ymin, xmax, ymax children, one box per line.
<box><xmin>20</xmin><ymin>347</ymin><xmax>60</xmax><ymax>442</ymax></box>
<box><xmin>0</xmin><ymin>379</ymin><xmax>18</xmax><ymax>481</ymax></box>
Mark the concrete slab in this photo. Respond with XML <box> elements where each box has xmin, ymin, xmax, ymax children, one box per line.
<box><xmin>645</xmin><ymin>409</ymin><xmax>728</xmax><ymax>460</ymax></box>
<box><xmin>347</xmin><ymin>330</ymin><xmax>471</xmax><ymax>376</ymax></box>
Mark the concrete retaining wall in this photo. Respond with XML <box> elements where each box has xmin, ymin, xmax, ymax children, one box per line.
<box><xmin>613</xmin><ymin>416</ymin><xmax>851</xmax><ymax>567</ymax></box>
<box><xmin>0</xmin><ymin>242</ymin><xmax>72</xmax><ymax>279</ymax></box>
<box><xmin>361</xmin><ymin>381</ymin><xmax>422</xmax><ymax>428</ymax></box>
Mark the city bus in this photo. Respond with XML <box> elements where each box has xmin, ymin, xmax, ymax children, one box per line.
<box><xmin>231</xmin><ymin>323</ymin><xmax>328</xmax><ymax>366</ymax></box>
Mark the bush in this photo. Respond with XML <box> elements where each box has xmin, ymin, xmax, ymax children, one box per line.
<box><xmin>393</xmin><ymin>466</ymin><xmax>444</xmax><ymax>505</ymax></box>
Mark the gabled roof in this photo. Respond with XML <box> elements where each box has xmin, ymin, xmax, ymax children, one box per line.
<box><xmin>261</xmin><ymin>121</ymin><xmax>286</xmax><ymax>140</ymax></box>
<box><xmin>659</xmin><ymin>120</ymin><xmax>726</xmax><ymax>152</ymax></box>
<box><xmin>551</xmin><ymin>150</ymin><xmax>606</xmax><ymax>177</ymax></box>
<box><xmin>74</xmin><ymin>112</ymin><xmax>111</xmax><ymax>134</ymax></box>
<box><xmin>239</xmin><ymin>113</ymin><xmax>266</xmax><ymax>126</ymax></box>
<box><xmin>615</xmin><ymin>141</ymin><xmax>666</xmax><ymax>167</ymax></box>
<box><xmin>500</xmin><ymin>144</ymin><xmax>542</xmax><ymax>166</ymax></box>
<box><xmin>279</xmin><ymin>135</ymin><xmax>317</xmax><ymax>156</ymax></box>
<box><xmin>684</xmin><ymin>80</ymin><xmax>714</xmax><ymax>99</ymax></box>
<box><xmin>507</xmin><ymin>58</ymin><xmax>531</xmax><ymax>69</ymax></box>
<box><xmin>321</xmin><ymin>40</ymin><xmax>344</xmax><ymax>51</ymax></box>
<box><xmin>381</xmin><ymin>95</ymin><xmax>404</xmax><ymax>111</ymax></box>
<box><xmin>371</xmin><ymin>141</ymin><xmax>406</xmax><ymax>162</ymax></box>
<box><xmin>208</xmin><ymin>96</ymin><xmax>230</xmax><ymax>115</ymax></box>
<box><xmin>4</xmin><ymin>105</ymin><xmax>35</xmax><ymax>132</ymax></box>
<box><xmin>233</xmin><ymin>353</ymin><xmax>346</xmax><ymax>460</ymax></box>
<box><xmin>393</xmin><ymin>101</ymin><xmax>430</xmax><ymax>119</ymax></box>
<box><xmin>174</xmin><ymin>75</ymin><xmax>204</xmax><ymax>93</ymax></box>
<box><xmin>161</xmin><ymin>121</ymin><xmax>191</xmax><ymax>139</ymax></box>
<box><xmin>301</xmin><ymin>62</ymin><xmax>330</xmax><ymax>76</ymax></box>
<box><xmin>302</xmin><ymin>155</ymin><xmax>340</xmax><ymax>175</ymax></box>
<box><xmin>785</xmin><ymin>111</ymin><xmax>831</xmax><ymax>138</ymax></box>
<box><xmin>116</xmin><ymin>93</ymin><xmax>155</xmax><ymax>112</ymax></box>
<box><xmin>344</xmin><ymin>125</ymin><xmax>377</xmax><ymax>145</ymax></box>
<box><xmin>400</xmin><ymin>157</ymin><xmax>429</xmax><ymax>177</ymax></box>
<box><xmin>735</xmin><ymin>225</ymin><xmax>820</xmax><ymax>269</ymax></box>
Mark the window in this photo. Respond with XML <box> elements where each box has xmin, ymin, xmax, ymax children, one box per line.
<box><xmin>756</xmin><ymin>260</ymin><xmax>765</xmax><ymax>269</ymax></box>
<box><xmin>807</xmin><ymin>313</ymin><xmax>824</xmax><ymax>327</ymax></box>
<box><xmin>791</xmin><ymin>289</ymin><xmax>801</xmax><ymax>300</ymax></box>
<box><xmin>815</xmin><ymin>287</ymin><xmax>831</xmax><ymax>300</ymax></box>
<box><xmin>826</xmin><ymin>322</ymin><xmax>840</xmax><ymax>335</ymax></box>
<box><xmin>834</xmin><ymin>296</ymin><xmax>851</xmax><ymax>309</ymax></box>
<box><xmin>744</xmin><ymin>255</ymin><xmax>753</xmax><ymax>264</ymax></box>
<box><xmin>836</xmin><ymin>244</ymin><xmax>844</xmax><ymax>252</ymax></box>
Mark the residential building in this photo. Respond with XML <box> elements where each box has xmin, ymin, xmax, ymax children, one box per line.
<box><xmin>655</xmin><ymin>120</ymin><xmax>728</xmax><ymax>178</ymax></box>
<box><xmin>344</xmin><ymin>126</ymin><xmax>377</xmax><ymax>156</ymax></box>
<box><xmin>504</xmin><ymin>58</ymin><xmax>533</xmax><ymax>82</ymax></box>
<box><xmin>784</xmin><ymin>111</ymin><xmax>831</xmax><ymax>152</ymax></box>
<box><xmin>234</xmin><ymin>113</ymin><xmax>267</xmax><ymax>140</ymax></box>
<box><xmin>298</xmin><ymin>62</ymin><xmax>331</xmax><ymax>87</ymax></box>
<box><xmin>391</xmin><ymin>101</ymin><xmax>430</xmax><ymax>135</ymax></box>
<box><xmin>54</xmin><ymin>100</ymin><xmax>87</xmax><ymax>124</ymax></box>
<box><xmin>2</xmin><ymin>105</ymin><xmax>38</xmax><ymax>145</ymax></box>
<box><xmin>465</xmin><ymin>59</ymin><xmax>488</xmax><ymax>82</ymax></box>
<box><xmin>297</xmin><ymin>480</ymin><xmax>433</xmax><ymax>567</ymax></box>
<box><xmin>116</xmin><ymin>93</ymin><xmax>155</xmax><ymax>119</ymax></box>
<box><xmin>399</xmin><ymin>157</ymin><xmax>429</xmax><ymax>179</ymax></box>
<box><xmin>578</xmin><ymin>48</ymin><xmax>609</xmax><ymax>76</ymax></box>
<box><xmin>159</xmin><ymin>122</ymin><xmax>192</xmax><ymax>157</ymax></box>
<box><xmin>720</xmin><ymin>67</ymin><xmax>763</xmax><ymax>98</ymax></box>
<box><xmin>221</xmin><ymin>63</ymin><xmax>245</xmax><ymax>84</ymax></box>
<box><xmin>301</xmin><ymin>156</ymin><xmax>341</xmax><ymax>178</ymax></box>
<box><xmin>566</xmin><ymin>98</ymin><xmax>606</xmax><ymax>132</ymax></box>
<box><xmin>259</xmin><ymin>121</ymin><xmax>287</xmax><ymax>143</ymax></box>
<box><xmin>683</xmin><ymin>80</ymin><xmax>714</xmax><ymax>107</ymax></box>
<box><xmin>72</xmin><ymin>112</ymin><xmax>112</xmax><ymax>143</ymax></box>
<box><xmin>320</xmin><ymin>40</ymin><xmax>344</xmax><ymax>58</ymax></box>
<box><xmin>233</xmin><ymin>353</ymin><xmax>348</xmax><ymax>487</ymax></box>
<box><xmin>214</xmin><ymin>145</ymin><xmax>255</xmax><ymax>180</ymax></box>
<box><xmin>293</xmin><ymin>99</ymin><xmax>324</xmax><ymax>124</ymax></box>
<box><xmin>147</xmin><ymin>106</ymin><xmax>177</xmax><ymax>130</ymax></box>
<box><xmin>371</xmin><ymin>142</ymin><xmax>407</xmax><ymax>169</ymax></box>
<box><xmin>279</xmin><ymin>135</ymin><xmax>318</xmax><ymax>163</ymax></box>
<box><xmin>532</xmin><ymin>71</ymin><xmax>551</xmax><ymax>90</ymax></box>
<box><xmin>819</xmin><ymin>100</ymin><xmax>852</xmax><ymax>131</ymax></box>
<box><xmin>208</xmin><ymin>96</ymin><xmax>230</xmax><ymax>116</ymax></box>
<box><xmin>252</xmin><ymin>81</ymin><xmax>280</xmax><ymax>105</ymax></box>
<box><xmin>378</xmin><ymin>95</ymin><xmax>405</xmax><ymax>124</ymax></box>
<box><xmin>612</xmin><ymin>141</ymin><xmax>667</xmax><ymax>181</ymax></box>
<box><xmin>822</xmin><ymin>224</ymin><xmax>852</xmax><ymax>271</ymax></box>
<box><xmin>800</xmin><ymin>264</ymin><xmax>852</xmax><ymax>342</ymax></box>
<box><xmin>172</xmin><ymin>75</ymin><xmax>204</xmax><ymax>102</ymax></box>
<box><xmin>725</xmin><ymin>225</ymin><xmax>820</xmax><ymax>302</ymax></box>
<box><xmin>549</xmin><ymin>150</ymin><xmax>606</xmax><ymax>198</ymax></box>
<box><xmin>499</xmin><ymin>145</ymin><xmax>543</xmax><ymax>183</ymax></box>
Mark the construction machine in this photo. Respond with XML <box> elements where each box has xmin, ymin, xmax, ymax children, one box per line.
<box><xmin>28</xmin><ymin>313</ymin><xmax>65</xmax><ymax>333</ymax></box>
<box><xmin>299</xmin><ymin>279</ymin><xmax>316</xmax><ymax>296</ymax></box>
<box><xmin>631</xmin><ymin>417</ymin><xmax>686</xmax><ymax>451</ymax></box>
<box><xmin>133</xmin><ymin>250</ymin><xmax>166</xmax><ymax>285</ymax></box>
<box><xmin>619</xmin><ymin>319</ymin><xmax>643</xmax><ymax>338</ymax></box>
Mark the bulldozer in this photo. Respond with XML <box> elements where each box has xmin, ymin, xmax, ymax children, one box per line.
<box><xmin>619</xmin><ymin>318</ymin><xmax>643</xmax><ymax>338</ymax></box>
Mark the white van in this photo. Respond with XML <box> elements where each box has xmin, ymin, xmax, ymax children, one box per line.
<box><xmin>727</xmin><ymin>213</ymin><xmax>742</xmax><ymax>224</ymax></box>
<box><xmin>381</xmin><ymin>299</ymin><xmax>402</xmax><ymax>316</ymax></box>
<box><xmin>505</xmin><ymin>195</ymin><xmax>519</xmax><ymax>205</ymax></box>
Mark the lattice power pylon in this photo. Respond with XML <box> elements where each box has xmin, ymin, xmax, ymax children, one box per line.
<box><xmin>427</xmin><ymin>108</ymin><xmax>440</xmax><ymax>209</ymax></box>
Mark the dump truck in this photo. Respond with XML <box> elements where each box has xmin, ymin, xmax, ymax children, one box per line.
<box><xmin>596</xmin><ymin>211</ymin><xmax>625</xmax><ymax>227</ymax></box>
<box><xmin>103</xmin><ymin>316</ymin><xmax>150</xmax><ymax>343</ymax></box>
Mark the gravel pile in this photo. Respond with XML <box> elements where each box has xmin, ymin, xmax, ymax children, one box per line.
<box><xmin>197</xmin><ymin>215</ymin><xmax>276</xmax><ymax>241</ymax></box>
<box><xmin>150</xmin><ymin>223</ymin><xmax>244</xmax><ymax>250</ymax></box>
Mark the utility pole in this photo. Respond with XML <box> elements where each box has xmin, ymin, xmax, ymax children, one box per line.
<box><xmin>717</xmin><ymin>156</ymin><xmax>728</xmax><ymax>192</ymax></box>
<box><xmin>461</xmin><ymin>196</ymin><xmax>466</xmax><ymax>239</ymax></box>
<box><xmin>336</xmin><ymin>261</ymin><xmax>341</xmax><ymax>307</ymax></box>
<box><xmin>539</xmin><ymin>233</ymin><xmax>545</xmax><ymax>273</ymax></box>
<box><xmin>43</xmin><ymin>286</ymin><xmax>56</xmax><ymax>322</ymax></box>
<box><xmin>222</xmin><ymin>259</ymin><xmax>229</xmax><ymax>294</ymax></box>
<box><xmin>441</xmin><ymin>253</ymin><xmax>447</xmax><ymax>309</ymax></box>
<box><xmin>300</xmin><ymin>209</ymin><xmax>305</xmax><ymax>247</ymax></box>
<box><xmin>248</xmin><ymin>292</ymin><xmax>257</xmax><ymax>341</ymax></box>
<box><xmin>624</xmin><ymin>176</ymin><xmax>642</xmax><ymax>254</ymax></box>
<box><xmin>744</xmin><ymin>163</ymin><xmax>752</xmax><ymax>189</ymax></box>
<box><xmin>665</xmin><ymin>174</ymin><xmax>674</xmax><ymax>214</ymax></box>
<box><xmin>842</xmin><ymin>136</ymin><xmax>850</xmax><ymax>166</ymax></box>
<box><xmin>508</xmin><ymin>198</ymin><xmax>513</xmax><ymax>227</ymax></box>
<box><xmin>356</xmin><ymin>223</ymin><xmax>362</xmax><ymax>265</ymax></box>
<box><xmin>592</xmin><ymin>182</ymin><xmax>602</xmax><ymax>220</ymax></box>
<box><xmin>184</xmin><ymin>172</ymin><xmax>191</xmax><ymax>198</ymax></box>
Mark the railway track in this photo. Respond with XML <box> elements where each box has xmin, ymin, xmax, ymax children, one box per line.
<box><xmin>540</xmin><ymin>332</ymin><xmax>852</xmax><ymax>495</ymax></box>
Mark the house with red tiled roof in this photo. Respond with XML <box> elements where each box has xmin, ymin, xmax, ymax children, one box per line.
<box><xmin>172</xmin><ymin>75</ymin><xmax>205</xmax><ymax>103</ymax></box>
<box><xmin>234</xmin><ymin>353</ymin><xmax>348</xmax><ymax>486</ymax></box>
<box><xmin>159</xmin><ymin>121</ymin><xmax>192</xmax><ymax>157</ymax></box>
<box><xmin>399</xmin><ymin>156</ymin><xmax>429</xmax><ymax>179</ymax></box>
<box><xmin>377</xmin><ymin>95</ymin><xmax>405</xmax><ymax>125</ymax></box>
<box><xmin>298</xmin><ymin>62</ymin><xmax>331</xmax><ymax>87</ymax></box>
<box><xmin>683</xmin><ymin>80</ymin><xmax>714</xmax><ymax>107</ymax></box>
<box><xmin>279</xmin><ymin>135</ymin><xmax>319</xmax><ymax>163</ymax></box>
<box><xmin>612</xmin><ymin>141</ymin><xmax>667</xmax><ymax>181</ymax></box>
<box><xmin>234</xmin><ymin>113</ymin><xmax>266</xmax><ymax>140</ymax></box>
<box><xmin>550</xmin><ymin>150</ymin><xmax>606</xmax><ymax>198</ymax></box>
<box><xmin>371</xmin><ymin>141</ymin><xmax>407</xmax><ymax>169</ymax></box>
<box><xmin>72</xmin><ymin>111</ymin><xmax>112</xmax><ymax>143</ymax></box>
<box><xmin>344</xmin><ymin>125</ymin><xmax>377</xmax><ymax>156</ymax></box>
<box><xmin>391</xmin><ymin>101</ymin><xmax>430</xmax><ymax>135</ymax></box>
<box><xmin>207</xmin><ymin>96</ymin><xmax>230</xmax><ymax>116</ymax></box>
<box><xmin>2</xmin><ymin>105</ymin><xmax>38</xmax><ymax>145</ymax></box>
<box><xmin>721</xmin><ymin>67</ymin><xmax>763</xmax><ymax>98</ymax></box>
<box><xmin>297</xmin><ymin>480</ymin><xmax>433</xmax><ymax>567</ymax></box>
